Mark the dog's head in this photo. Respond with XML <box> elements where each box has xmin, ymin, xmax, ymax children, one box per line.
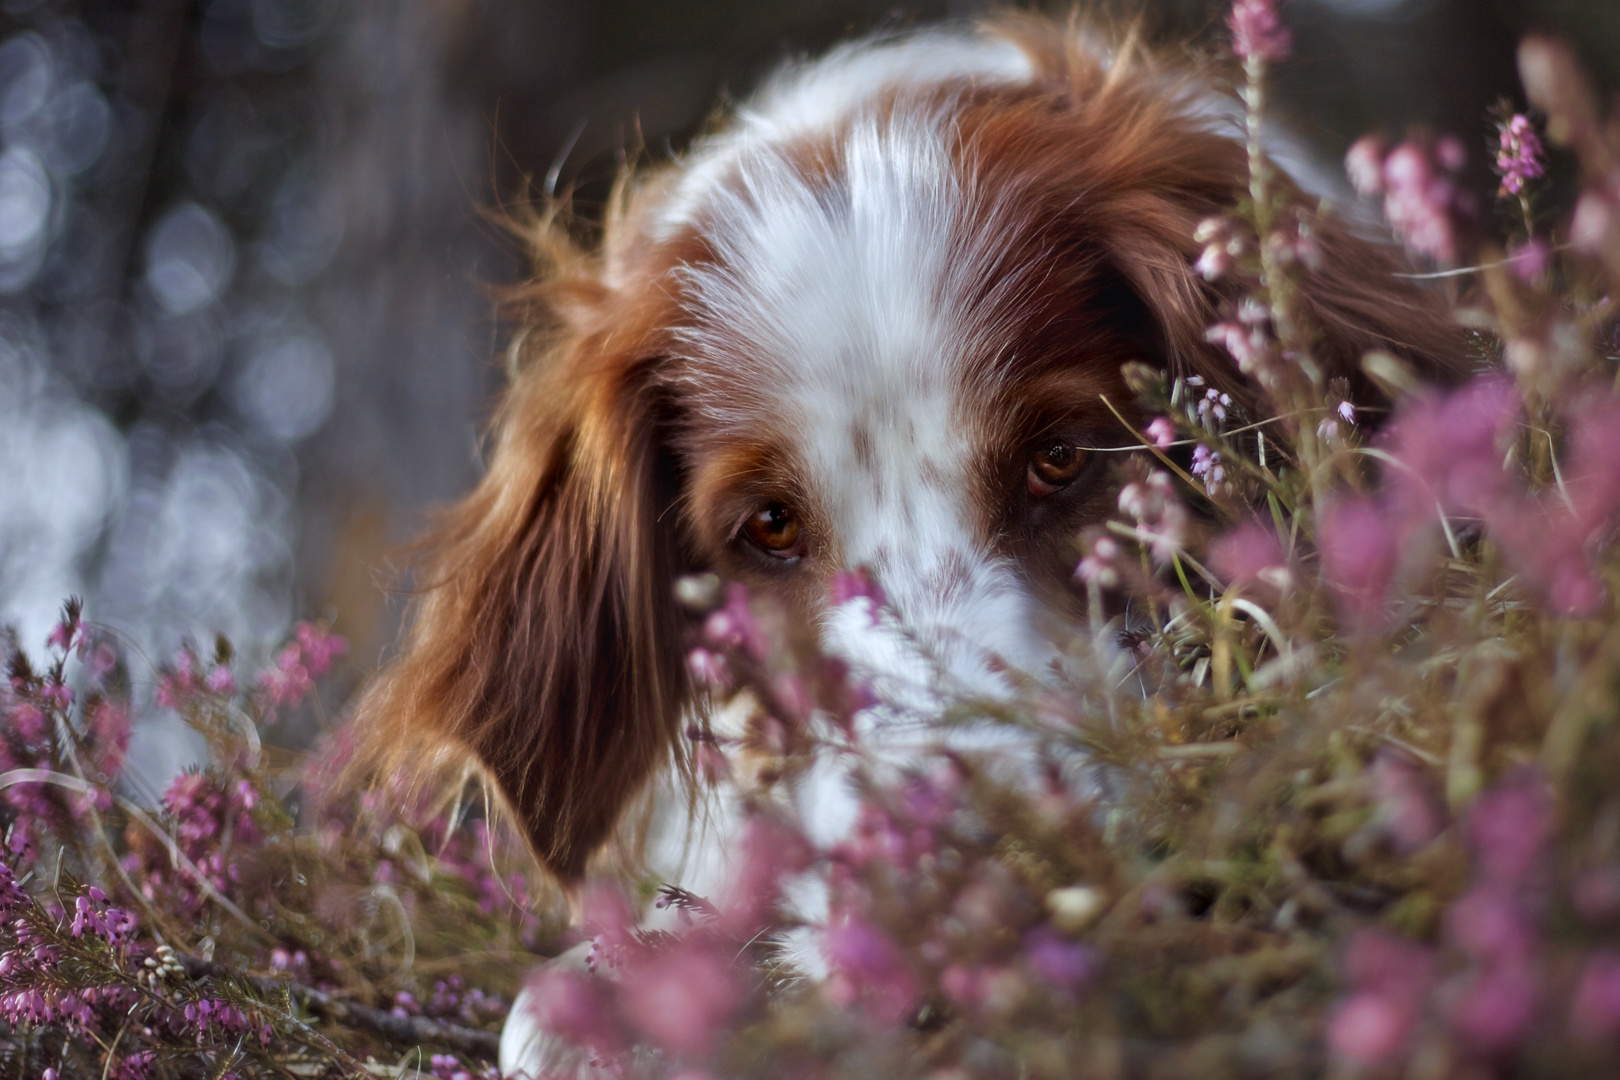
<box><xmin>357</xmin><ymin>18</ymin><xmax>1466</xmax><ymax>882</ymax></box>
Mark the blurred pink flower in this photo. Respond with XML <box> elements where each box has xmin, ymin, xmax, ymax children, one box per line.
<box><xmin>1381</xmin><ymin>141</ymin><xmax>1463</xmax><ymax>263</ymax></box>
<box><xmin>514</xmin><ymin>968</ymin><xmax>623</xmax><ymax>1059</ymax></box>
<box><xmin>687</xmin><ymin>647</ymin><xmax>730</xmax><ymax>689</ymax></box>
<box><xmin>1370</xmin><ymin>751</ymin><xmax>1443</xmax><ymax>853</ymax></box>
<box><xmin>705</xmin><ymin>583</ymin><xmax>769</xmax><ymax>660</ymax></box>
<box><xmin>1573</xmin><ymin>189</ymin><xmax>1615</xmax><ymax>251</ymax></box>
<box><xmin>1329</xmin><ymin>930</ymin><xmax>1433</xmax><ymax>1067</ymax></box>
<box><xmin>1572</xmin><ymin>952</ymin><xmax>1620</xmax><ymax>1040</ymax></box>
<box><xmin>1448</xmin><ymin>964</ymin><xmax>1538</xmax><ymax>1055</ymax></box>
<box><xmin>1076</xmin><ymin>535</ymin><xmax>1121</xmax><ymax>588</ymax></box>
<box><xmin>1345</xmin><ymin>135</ymin><xmax>1386</xmax><ymax>197</ymax></box>
<box><xmin>1436</xmin><ymin>135</ymin><xmax>1468</xmax><ymax>173</ymax></box>
<box><xmin>1209</xmin><ymin>519</ymin><xmax>1285</xmax><ymax>589</ymax></box>
<box><xmin>825</xmin><ymin>915</ymin><xmax>920</xmax><ymax>1025</ymax></box>
<box><xmin>1467</xmin><ymin>771</ymin><xmax>1553</xmax><ymax>890</ymax></box>
<box><xmin>620</xmin><ymin>940</ymin><xmax>741</xmax><ymax>1057</ymax></box>
<box><xmin>1328</xmin><ymin>992</ymin><xmax>1410</xmax><ymax>1067</ymax></box>
<box><xmin>1228</xmin><ymin>0</ymin><xmax>1290</xmax><ymax>64</ymax></box>
<box><xmin>1319</xmin><ymin>499</ymin><xmax>1401</xmax><ymax>627</ymax></box>
<box><xmin>1447</xmin><ymin>887</ymin><xmax>1537</xmax><ymax>965</ymax></box>
<box><xmin>1344</xmin><ymin>929</ymin><xmax>1435</xmax><ymax>1009</ymax></box>
<box><xmin>1510</xmin><ymin>239</ymin><xmax>1551</xmax><ymax>281</ymax></box>
<box><xmin>1022</xmin><ymin>928</ymin><xmax>1097</xmax><ymax>996</ymax></box>
<box><xmin>1145</xmin><ymin>417</ymin><xmax>1177</xmax><ymax>448</ymax></box>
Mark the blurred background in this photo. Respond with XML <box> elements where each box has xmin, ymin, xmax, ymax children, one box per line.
<box><xmin>0</xmin><ymin>0</ymin><xmax>1614</xmax><ymax>775</ymax></box>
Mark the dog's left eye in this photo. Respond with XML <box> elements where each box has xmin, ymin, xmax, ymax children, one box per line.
<box><xmin>1027</xmin><ymin>440</ymin><xmax>1088</xmax><ymax>497</ymax></box>
<box><xmin>742</xmin><ymin>503</ymin><xmax>804</xmax><ymax>558</ymax></box>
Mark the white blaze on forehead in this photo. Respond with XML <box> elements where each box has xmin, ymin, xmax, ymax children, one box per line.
<box><xmin>672</xmin><ymin>100</ymin><xmax>1051</xmax><ymax>683</ymax></box>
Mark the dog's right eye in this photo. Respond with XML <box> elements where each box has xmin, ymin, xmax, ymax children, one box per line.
<box><xmin>743</xmin><ymin>503</ymin><xmax>804</xmax><ymax>558</ymax></box>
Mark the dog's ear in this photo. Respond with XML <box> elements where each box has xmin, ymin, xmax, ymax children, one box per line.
<box><xmin>356</xmin><ymin>309</ymin><xmax>691</xmax><ymax>884</ymax></box>
<box><xmin>1095</xmin><ymin>136</ymin><xmax>1472</xmax><ymax>404</ymax></box>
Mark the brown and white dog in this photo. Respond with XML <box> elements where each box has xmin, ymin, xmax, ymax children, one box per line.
<box><xmin>355</xmin><ymin>13</ymin><xmax>1464</xmax><ymax>1074</ymax></box>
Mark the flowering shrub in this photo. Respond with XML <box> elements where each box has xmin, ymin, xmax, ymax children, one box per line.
<box><xmin>0</xmin><ymin>601</ymin><xmax>548</xmax><ymax>1077</ymax></box>
<box><xmin>10</xmin><ymin>3</ymin><xmax>1620</xmax><ymax>1077</ymax></box>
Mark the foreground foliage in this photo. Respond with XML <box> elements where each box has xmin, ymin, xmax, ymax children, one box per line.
<box><xmin>9</xmin><ymin>4</ymin><xmax>1620</xmax><ymax>1077</ymax></box>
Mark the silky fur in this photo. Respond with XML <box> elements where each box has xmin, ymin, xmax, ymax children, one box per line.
<box><xmin>354</xmin><ymin>14</ymin><xmax>1467</xmax><ymax>894</ymax></box>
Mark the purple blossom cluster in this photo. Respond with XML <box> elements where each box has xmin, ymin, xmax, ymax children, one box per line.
<box><xmin>1496</xmin><ymin>112</ymin><xmax>1547</xmax><ymax>197</ymax></box>
<box><xmin>255</xmin><ymin>620</ymin><xmax>347</xmax><ymax>713</ymax></box>
<box><xmin>119</xmin><ymin>771</ymin><xmax>264</xmax><ymax>917</ymax></box>
<box><xmin>1326</xmin><ymin>772</ymin><xmax>1579</xmax><ymax>1068</ymax></box>
<box><xmin>1309</xmin><ymin>377</ymin><xmax>1620</xmax><ymax>622</ymax></box>
<box><xmin>1346</xmin><ymin>133</ymin><xmax>1474</xmax><ymax>263</ymax></box>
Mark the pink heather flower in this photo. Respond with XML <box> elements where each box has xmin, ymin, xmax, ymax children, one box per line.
<box><xmin>1572</xmin><ymin>190</ymin><xmax>1614</xmax><ymax>251</ymax></box>
<box><xmin>1022</xmin><ymin>928</ymin><xmax>1097</xmax><ymax>995</ymax></box>
<box><xmin>10</xmin><ymin>702</ymin><xmax>46</xmax><ymax>743</ymax></box>
<box><xmin>1194</xmin><ymin>217</ymin><xmax>1240</xmax><ymax>280</ymax></box>
<box><xmin>1345</xmin><ymin>136</ymin><xmax>1386</xmax><ymax>197</ymax></box>
<box><xmin>1190</xmin><ymin>444</ymin><xmax>1224</xmax><ymax>494</ymax></box>
<box><xmin>295</xmin><ymin>622</ymin><xmax>348</xmax><ymax>677</ymax></box>
<box><xmin>1146</xmin><ymin>417</ymin><xmax>1177</xmax><ymax>448</ymax></box>
<box><xmin>204</xmin><ymin>663</ymin><xmax>236</xmax><ymax>695</ymax></box>
<box><xmin>1447</xmin><ymin>887</ymin><xmax>1537</xmax><ymax>965</ymax></box>
<box><xmin>620</xmin><ymin>940</ymin><xmax>741</xmax><ymax>1056</ymax></box>
<box><xmin>156</xmin><ymin>651</ymin><xmax>198</xmax><ymax>709</ymax></box>
<box><xmin>1382</xmin><ymin>376</ymin><xmax>1519</xmax><ymax>525</ymax></box>
<box><xmin>1572</xmin><ymin>952</ymin><xmax>1620</xmax><ymax>1041</ymax></box>
<box><xmin>1076</xmin><ymin>536</ymin><xmax>1121</xmax><ymax>587</ymax></box>
<box><xmin>1344</xmin><ymin>930</ymin><xmax>1435</xmax><ymax>1008</ymax></box>
<box><xmin>1228</xmin><ymin>0</ymin><xmax>1290</xmax><ymax>64</ymax></box>
<box><xmin>721</xmin><ymin>817</ymin><xmax>809</xmax><ymax>933</ymax></box>
<box><xmin>1337</xmin><ymin>400</ymin><xmax>1356</xmax><ymax>423</ymax></box>
<box><xmin>1370</xmin><ymin>751</ymin><xmax>1443</xmax><ymax>853</ymax></box>
<box><xmin>1209</xmin><ymin>520</ymin><xmax>1285</xmax><ymax>589</ymax></box>
<box><xmin>0</xmin><ymin>859</ymin><xmax>28</xmax><ymax>916</ymax></box>
<box><xmin>1207</xmin><ymin>320</ymin><xmax>1270</xmax><ymax>375</ymax></box>
<box><xmin>1574</xmin><ymin>866</ymin><xmax>1620</xmax><ymax>923</ymax></box>
<box><xmin>1495</xmin><ymin>114</ymin><xmax>1545</xmax><ymax>197</ymax></box>
<box><xmin>38</xmin><ymin>681</ymin><xmax>71</xmax><ymax>711</ymax></box>
<box><xmin>1449</xmin><ymin>966</ymin><xmax>1538</xmax><ymax>1055</ymax></box>
<box><xmin>1436</xmin><ymin>134</ymin><xmax>1468</xmax><ymax>173</ymax></box>
<box><xmin>89</xmin><ymin>700</ymin><xmax>131</xmax><ymax>778</ymax></box>
<box><xmin>1197</xmin><ymin>388</ymin><xmax>1231</xmax><ymax>427</ymax></box>
<box><xmin>1509</xmin><ymin>239</ymin><xmax>1551</xmax><ymax>282</ymax></box>
<box><xmin>704</xmin><ymin>583</ymin><xmax>769</xmax><ymax>660</ymax></box>
<box><xmin>1381</xmin><ymin>142</ymin><xmax>1461</xmax><ymax>263</ymax></box>
<box><xmin>825</xmin><ymin>915</ymin><xmax>920</xmax><ymax>1025</ymax></box>
<box><xmin>45</xmin><ymin>619</ymin><xmax>80</xmax><ymax>653</ymax></box>
<box><xmin>1195</xmin><ymin>242</ymin><xmax>1232</xmax><ymax>280</ymax></box>
<box><xmin>940</xmin><ymin>964</ymin><xmax>985</xmax><ymax>1009</ymax></box>
<box><xmin>686</xmin><ymin>648</ymin><xmax>730</xmax><ymax>689</ymax></box>
<box><xmin>1467</xmin><ymin>770</ymin><xmax>1552</xmax><ymax>887</ymax></box>
<box><xmin>1118</xmin><ymin>471</ymin><xmax>1187</xmax><ymax>564</ymax></box>
<box><xmin>1327</xmin><ymin>993</ymin><xmax>1410</xmax><ymax>1067</ymax></box>
<box><xmin>1319</xmin><ymin>498</ymin><xmax>1400</xmax><ymax>628</ymax></box>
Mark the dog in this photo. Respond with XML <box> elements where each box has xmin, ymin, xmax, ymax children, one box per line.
<box><xmin>353</xmin><ymin>13</ymin><xmax>1465</xmax><ymax>1074</ymax></box>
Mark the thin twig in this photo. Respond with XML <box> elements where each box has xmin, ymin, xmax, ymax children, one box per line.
<box><xmin>178</xmin><ymin>955</ymin><xmax>503</xmax><ymax>1059</ymax></box>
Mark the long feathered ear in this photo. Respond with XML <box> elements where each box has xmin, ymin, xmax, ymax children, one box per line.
<box><xmin>1095</xmin><ymin>140</ymin><xmax>1472</xmax><ymax>403</ymax></box>
<box><xmin>355</xmin><ymin>311</ymin><xmax>692</xmax><ymax>885</ymax></box>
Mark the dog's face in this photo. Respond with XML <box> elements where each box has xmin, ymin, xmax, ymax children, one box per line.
<box><xmin>359</xmin><ymin>20</ymin><xmax>1465</xmax><ymax>882</ymax></box>
<box><xmin>667</xmin><ymin>100</ymin><xmax>1159</xmax><ymax>688</ymax></box>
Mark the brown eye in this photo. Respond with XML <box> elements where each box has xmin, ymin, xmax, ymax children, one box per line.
<box><xmin>1028</xmin><ymin>440</ymin><xmax>1088</xmax><ymax>496</ymax></box>
<box><xmin>743</xmin><ymin>503</ymin><xmax>803</xmax><ymax>558</ymax></box>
